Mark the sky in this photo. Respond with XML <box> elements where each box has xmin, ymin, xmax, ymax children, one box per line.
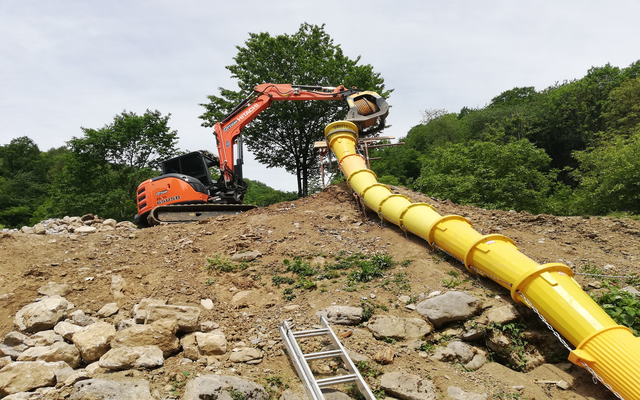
<box><xmin>1</xmin><ymin>0</ymin><xmax>639</xmax><ymax>192</ymax></box>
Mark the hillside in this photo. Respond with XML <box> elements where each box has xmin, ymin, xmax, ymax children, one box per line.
<box><xmin>1</xmin><ymin>183</ymin><xmax>638</xmax><ymax>399</ymax></box>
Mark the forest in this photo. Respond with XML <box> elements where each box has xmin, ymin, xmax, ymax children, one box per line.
<box><xmin>1</xmin><ymin>61</ymin><xmax>638</xmax><ymax>229</ymax></box>
<box><xmin>369</xmin><ymin>61</ymin><xmax>640</xmax><ymax>218</ymax></box>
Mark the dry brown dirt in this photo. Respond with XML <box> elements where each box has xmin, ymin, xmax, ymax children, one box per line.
<box><xmin>1</xmin><ymin>183</ymin><xmax>638</xmax><ymax>400</ymax></box>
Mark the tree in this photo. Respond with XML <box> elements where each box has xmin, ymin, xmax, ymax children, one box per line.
<box><xmin>199</xmin><ymin>23</ymin><xmax>391</xmax><ymax>197</ymax></box>
<box><xmin>42</xmin><ymin>110</ymin><xmax>178</xmax><ymax>221</ymax></box>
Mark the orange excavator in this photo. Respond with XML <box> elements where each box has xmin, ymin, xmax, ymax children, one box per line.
<box><xmin>134</xmin><ymin>83</ymin><xmax>389</xmax><ymax>226</ymax></box>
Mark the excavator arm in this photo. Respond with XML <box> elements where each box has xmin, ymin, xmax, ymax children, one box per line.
<box><xmin>212</xmin><ymin>83</ymin><xmax>389</xmax><ymax>196</ymax></box>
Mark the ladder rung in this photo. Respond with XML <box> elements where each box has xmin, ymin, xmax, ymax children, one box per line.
<box><xmin>293</xmin><ymin>328</ymin><xmax>329</xmax><ymax>338</ymax></box>
<box><xmin>304</xmin><ymin>349</ymin><xmax>343</xmax><ymax>361</ymax></box>
<box><xmin>316</xmin><ymin>374</ymin><xmax>357</xmax><ymax>387</ymax></box>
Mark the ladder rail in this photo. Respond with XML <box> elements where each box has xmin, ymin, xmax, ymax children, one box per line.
<box><xmin>279</xmin><ymin>316</ymin><xmax>376</xmax><ymax>400</ymax></box>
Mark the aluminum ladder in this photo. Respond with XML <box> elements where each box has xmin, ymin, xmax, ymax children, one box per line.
<box><xmin>279</xmin><ymin>316</ymin><xmax>376</xmax><ymax>400</ymax></box>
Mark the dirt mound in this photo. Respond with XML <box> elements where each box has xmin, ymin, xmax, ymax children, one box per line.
<box><xmin>1</xmin><ymin>183</ymin><xmax>636</xmax><ymax>399</ymax></box>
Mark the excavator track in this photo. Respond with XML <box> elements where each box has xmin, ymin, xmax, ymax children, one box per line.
<box><xmin>147</xmin><ymin>203</ymin><xmax>257</xmax><ymax>226</ymax></box>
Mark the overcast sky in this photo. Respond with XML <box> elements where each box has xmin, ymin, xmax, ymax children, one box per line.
<box><xmin>1</xmin><ymin>1</ymin><xmax>639</xmax><ymax>192</ymax></box>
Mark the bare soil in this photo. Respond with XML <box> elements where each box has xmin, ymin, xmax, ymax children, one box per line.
<box><xmin>1</xmin><ymin>183</ymin><xmax>638</xmax><ymax>400</ymax></box>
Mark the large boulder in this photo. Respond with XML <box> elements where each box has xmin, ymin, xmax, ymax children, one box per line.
<box><xmin>144</xmin><ymin>304</ymin><xmax>200</xmax><ymax>332</ymax></box>
<box><xmin>0</xmin><ymin>361</ymin><xmax>69</xmax><ymax>397</ymax></box>
<box><xmin>111</xmin><ymin>319</ymin><xmax>180</xmax><ymax>358</ymax></box>
<box><xmin>0</xmin><ymin>332</ymin><xmax>28</xmax><ymax>360</ymax></box>
<box><xmin>183</xmin><ymin>375</ymin><xmax>268</xmax><ymax>400</ymax></box>
<box><xmin>98</xmin><ymin>345</ymin><xmax>164</xmax><ymax>370</ymax></box>
<box><xmin>14</xmin><ymin>296</ymin><xmax>70</xmax><ymax>332</ymax></box>
<box><xmin>17</xmin><ymin>342</ymin><xmax>81</xmax><ymax>368</ymax></box>
<box><xmin>416</xmin><ymin>292</ymin><xmax>482</xmax><ymax>327</ymax></box>
<box><xmin>195</xmin><ymin>331</ymin><xmax>227</xmax><ymax>356</ymax></box>
<box><xmin>71</xmin><ymin>379</ymin><xmax>154</xmax><ymax>400</ymax></box>
<box><xmin>72</xmin><ymin>321</ymin><xmax>116</xmax><ymax>363</ymax></box>
<box><xmin>367</xmin><ymin>316</ymin><xmax>433</xmax><ymax>340</ymax></box>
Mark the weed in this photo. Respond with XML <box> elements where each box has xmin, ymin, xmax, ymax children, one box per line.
<box><xmin>580</xmin><ymin>264</ymin><xmax>605</xmax><ymax>276</ymax></box>
<box><xmin>205</xmin><ymin>278</ymin><xmax>216</xmax><ymax>286</ymax></box>
<box><xmin>294</xmin><ymin>277</ymin><xmax>317</xmax><ymax>290</ymax></box>
<box><xmin>205</xmin><ymin>254</ymin><xmax>245</xmax><ymax>273</ymax></box>
<box><xmin>489</xmin><ymin>322</ymin><xmax>529</xmax><ymax>371</ymax></box>
<box><xmin>379</xmin><ymin>336</ymin><xmax>397</xmax><ymax>344</ymax></box>
<box><xmin>419</xmin><ymin>342</ymin><xmax>435</xmax><ymax>353</ymax></box>
<box><xmin>284</xmin><ymin>258</ymin><xmax>317</xmax><ymax>277</ymax></box>
<box><xmin>360</xmin><ymin>299</ymin><xmax>376</xmax><ymax>321</ymax></box>
<box><xmin>355</xmin><ymin>361</ymin><xmax>382</xmax><ymax>378</ymax></box>
<box><xmin>229</xmin><ymin>389</ymin><xmax>246</xmax><ymax>400</ymax></box>
<box><xmin>272</xmin><ymin>275</ymin><xmax>295</xmax><ymax>286</ymax></box>
<box><xmin>283</xmin><ymin>288</ymin><xmax>296</xmax><ymax>301</ymax></box>
<box><xmin>592</xmin><ymin>283</ymin><xmax>640</xmax><ymax>335</ymax></box>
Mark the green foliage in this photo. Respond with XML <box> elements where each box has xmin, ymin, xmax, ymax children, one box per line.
<box><xmin>41</xmin><ymin>110</ymin><xmax>178</xmax><ymax>221</ymax></box>
<box><xmin>415</xmin><ymin>136</ymin><xmax>555</xmax><ymax>213</ymax></box>
<box><xmin>355</xmin><ymin>361</ymin><xmax>382</xmax><ymax>378</ymax></box>
<box><xmin>204</xmin><ymin>254</ymin><xmax>247</xmax><ymax>273</ymax></box>
<box><xmin>243</xmin><ymin>178</ymin><xmax>298</xmax><ymax>207</ymax></box>
<box><xmin>593</xmin><ymin>284</ymin><xmax>640</xmax><ymax>335</ymax></box>
<box><xmin>199</xmin><ymin>23</ymin><xmax>391</xmax><ymax>197</ymax></box>
<box><xmin>284</xmin><ymin>258</ymin><xmax>317</xmax><ymax>276</ymax></box>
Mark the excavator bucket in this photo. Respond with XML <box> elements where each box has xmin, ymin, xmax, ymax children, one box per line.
<box><xmin>345</xmin><ymin>91</ymin><xmax>389</xmax><ymax>135</ymax></box>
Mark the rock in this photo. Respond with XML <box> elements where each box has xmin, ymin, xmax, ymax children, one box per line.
<box><xmin>200</xmin><ymin>321</ymin><xmax>220</xmax><ymax>332</ymax></box>
<box><xmin>201</xmin><ymin>298</ymin><xmax>214</xmax><ymax>310</ymax></box>
<box><xmin>447</xmin><ymin>386</ymin><xmax>488</xmax><ymax>400</ymax></box>
<box><xmin>14</xmin><ymin>295</ymin><xmax>70</xmax><ymax>332</ymax></box>
<box><xmin>367</xmin><ymin>316</ymin><xmax>433</xmax><ymax>340</ymax></box>
<box><xmin>71</xmin><ymin>379</ymin><xmax>154</xmax><ymax>400</ymax></box>
<box><xmin>622</xmin><ymin>285</ymin><xmax>640</xmax><ymax>297</ymax></box>
<box><xmin>229</xmin><ymin>347</ymin><xmax>263</xmax><ymax>363</ymax></box>
<box><xmin>380</xmin><ymin>371</ymin><xmax>437</xmax><ymax>400</ymax></box>
<box><xmin>54</xmin><ymin>321</ymin><xmax>83</xmax><ymax>341</ymax></box>
<box><xmin>132</xmin><ymin>298</ymin><xmax>167</xmax><ymax>323</ymax></box>
<box><xmin>181</xmin><ymin>333</ymin><xmax>203</xmax><ymax>361</ymax></box>
<box><xmin>346</xmin><ymin>349</ymin><xmax>371</xmax><ymax>363</ymax></box>
<box><xmin>183</xmin><ymin>375</ymin><xmax>268</xmax><ymax>400</ymax></box>
<box><xmin>0</xmin><ymin>361</ymin><xmax>68</xmax><ymax>397</ymax></box>
<box><xmin>117</xmin><ymin>318</ymin><xmax>137</xmax><ymax>331</ymax></box>
<box><xmin>38</xmin><ymin>282</ymin><xmax>72</xmax><ymax>297</ymax></box>
<box><xmin>74</xmin><ymin>226</ymin><xmax>97</xmax><ymax>234</ymax></box>
<box><xmin>17</xmin><ymin>342</ymin><xmax>81</xmax><ymax>368</ymax></box>
<box><xmin>463</xmin><ymin>353</ymin><xmax>486</xmax><ymax>371</ymax></box>
<box><xmin>72</xmin><ymin>321</ymin><xmax>116</xmax><ymax>363</ymax></box>
<box><xmin>111</xmin><ymin>274</ymin><xmax>126</xmax><ymax>298</ymax></box>
<box><xmin>20</xmin><ymin>226</ymin><xmax>34</xmax><ymax>234</ymax></box>
<box><xmin>374</xmin><ymin>347</ymin><xmax>394</xmax><ymax>365</ymax></box>
<box><xmin>486</xmin><ymin>329</ymin><xmax>543</xmax><ymax>372</ymax></box>
<box><xmin>478</xmin><ymin>304</ymin><xmax>520</xmax><ymax>325</ymax></box>
<box><xmin>231</xmin><ymin>290</ymin><xmax>253</xmax><ymax>307</ymax></box>
<box><xmin>416</xmin><ymin>292</ymin><xmax>482</xmax><ymax>327</ymax></box>
<box><xmin>33</xmin><ymin>223</ymin><xmax>46</xmax><ymax>234</ymax></box>
<box><xmin>98</xmin><ymin>345</ymin><xmax>164</xmax><ymax>370</ymax></box>
<box><xmin>102</xmin><ymin>218</ymin><xmax>117</xmax><ymax>228</ymax></box>
<box><xmin>196</xmin><ymin>331</ymin><xmax>227</xmax><ymax>355</ymax></box>
<box><xmin>0</xmin><ymin>332</ymin><xmax>28</xmax><ymax>359</ymax></box>
<box><xmin>231</xmin><ymin>250</ymin><xmax>262</xmax><ymax>262</ymax></box>
<box><xmin>63</xmin><ymin>370</ymin><xmax>90</xmax><ymax>386</ymax></box>
<box><xmin>96</xmin><ymin>303</ymin><xmax>119</xmax><ymax>318</ymax></box>
<box><xmin>145</xmin><ymin>304</ymin><xmax>200</xmax><ymax>332</ymax></box>
<box><xmin>111</xmin><ymin>319</ymin><xmax>180</xmax><ymax>358</ymax></box>
<box><xmin>23</xmin><ymin>330</ymin><xmax>63</xmax><ymax>347</ymax></box>
<box><xmin>0</xmin><ymin>356</ymin><xmax>12</xmax><ymax>369</ymax></box>
<box><xmin>322</xmin><ymin>389</ymin><xmax>351</xmax><ymax>400</ymax></box>
<box><xmin>315</xmin><ymin>306</ymin><xmax>363</xmax><ymax>325</ymax></box>
<box><xmin>69</xmin><ymin>310</ymin><xmax>95</xmax><ymax>327</ymax></box>
<box><xmin>556</xmin><ymin>380</ymin><xmax>571</xmax><ymax>390</ymax></box>
<box><xmin>432</xmin><ymin>341</ymin><xmax>474</xmax><ymax>364</ymax></box>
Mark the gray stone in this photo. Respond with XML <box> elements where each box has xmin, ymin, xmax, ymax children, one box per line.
<box><xmin>416</xmin><ymin>292</ymin><xmax>481</xmax><ymax>327</ymax></box>
<box><xmin>69</xmin><ymin>310</ymin><xmax>95</xmax><ymax>327</ymax></box>
<box><xmin>72</xmin><ymin>321</ymin><xmax>116</xmax><ymax>363</ymax></box>
<box><xmin>144</xmin><ymin>304</ymin><xmax>200</xmax><ymax>332</ymax></box>
<box><xmin>38</xmin><ymin>282</ymin><xmax>72</xmax><ymax>297</ymax></box>
<box><xmin>622</xmin><ymin>285</ymin><xmax>640</xmax><ymax>297</ymax></box>
<box><xmin>447</xmin><ymin>386</ymin><xmax>488</xmax><ymax>400</ymax></box>
<box><xmin>0</xmin><ymin>332</ymin><xmax>28</xmax><ymax>360</ymax></box>
<box><xmin>315</xmin><ymin>306</ymin><xmax>363</xmax><ymax>325</ymax></box>
<box><xmin>71</xmin><ymin>379</ymin><xmax>154</xmax><ymax>400</ymax></box>
<box><xmin>98</xmin><ymin>345</ymin><xmax>164</xmax><ymax>370</ymax></box>
<box><xmin>463</xmin><ymin>353</ymin><xmax>487</xmax><ymax>371</ymax></box>
<box><xmin>183</xmin><ymin>375</ymin><xmax>268</xmax><ymax>400</ymax></box>
<box><xmin>322</xmin><ymin>389</ymin><xmax>351</xmax><ymax>400</ymax></box>
<box><xmin>367</xmin><ymin>316</ymin><xmax>432</xmax><ymax>340</ymax></box>
<box><xmin>97</xmin><ymin>303</ymin><xmax>119</xmax><ymax>318</ymax></box>
<box><xmin>229</xmin><ymin>347</ymin><xmax>263</xmax><ymax>363</ymax></box>
<box><xmin>14</xmin><ymin>295</ymin><xmax>70</xmax><ymax>332</ymax></box>
<box><xmin>0</xmin><ymin>361</ymin><xmax>68</xmax><ymax>397</ymax></box>
<box><xmin>231</xmin><ymin>250</ymin><xmax>262</xmax><ymax>262</ymax></box>
<box><xmin>432</xmin><ymin>341</ymin><xmax>474</xmax><ymax>364</ymax></box>
<box><xmin>380</xmin><ymin>371</ymin><xmax>437</xmax><ymax>400</ymax></box>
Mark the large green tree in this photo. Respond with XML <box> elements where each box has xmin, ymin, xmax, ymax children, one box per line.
<box><xmin>199</xmin><ymin>23</ymin><xmax>391</xmax><ymax>197</ymax></box>
<box><xmin>42</xmin><ymin>110</ymin><xmax>178</xmax><ymax>221</ymax></box>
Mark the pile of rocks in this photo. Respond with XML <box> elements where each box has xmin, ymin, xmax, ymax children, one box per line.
<box><xmin>1</xmin><ymin>214</ymin><xmax>137</xmax><ymax>236</ymax></box>
<box><xmin>0</xmin><ymin>293</ymin><xmax>267</xmax><ymax>399</ymax></box>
